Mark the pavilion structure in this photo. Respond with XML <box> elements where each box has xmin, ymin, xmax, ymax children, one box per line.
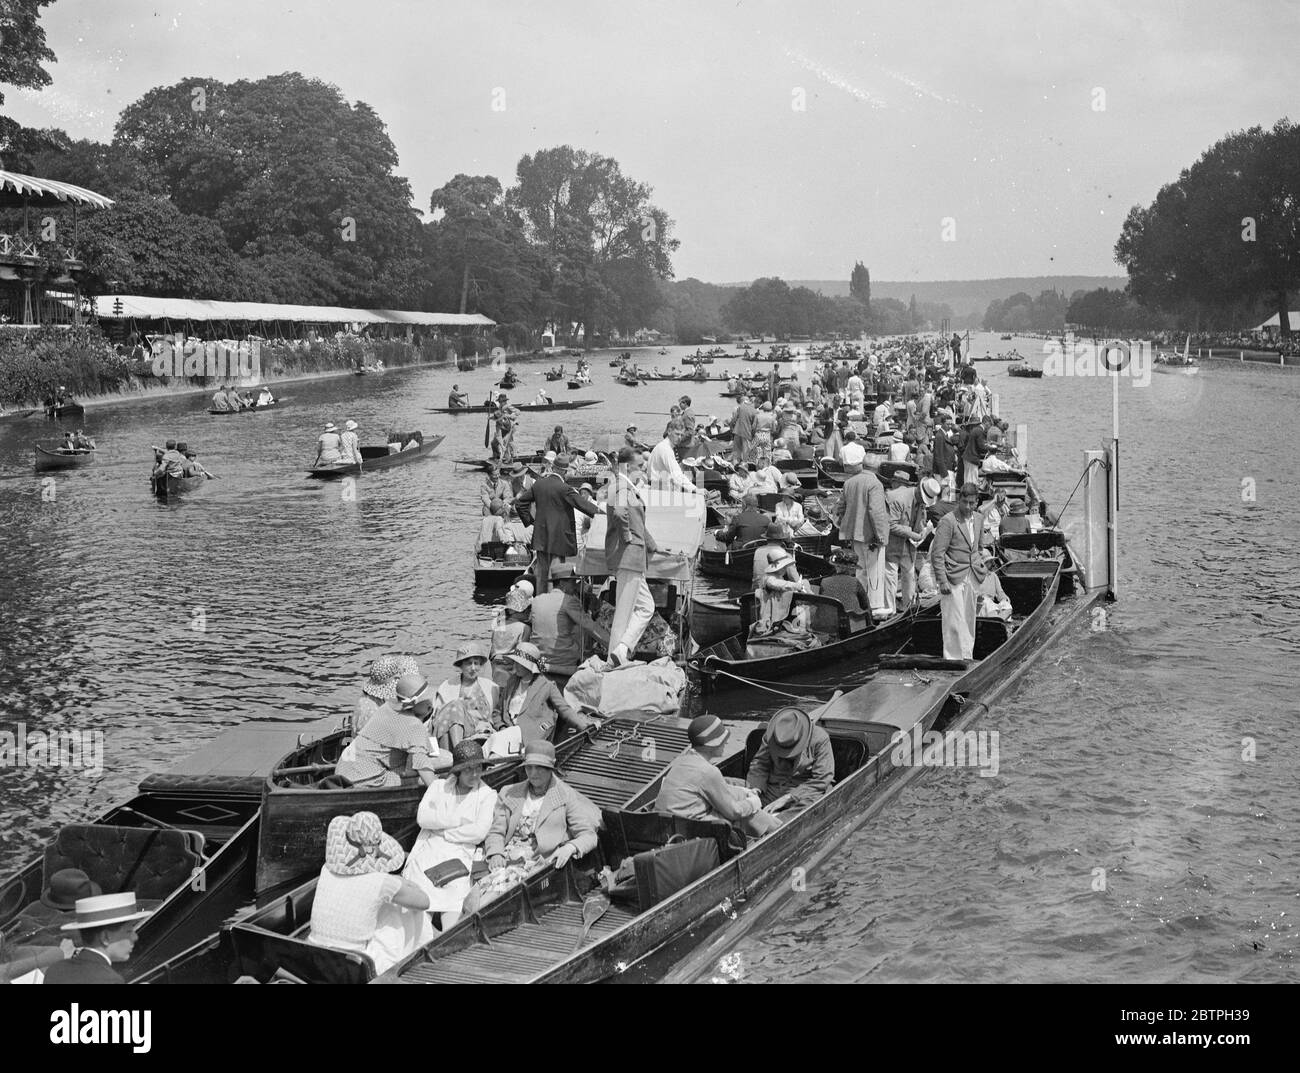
<box><xmin>0</xmin><ymin>169</ymin><xmax>114</xmax><ymax>327</ymax></box>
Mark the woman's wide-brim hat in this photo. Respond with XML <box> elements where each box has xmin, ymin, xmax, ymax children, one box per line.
<box><xmin>324</xmin><ymin>812</ymin><xmax>404</xmax><ymax>877</ymax></box>
<box><xmin>362</xmin><ymin>655</ymin><xmax>402</xmax><ymax>700</ymax></box>
<box><xmin>522</xmin><ymin>741</ymin><xmax>557</xmax><ymax>770</ymax></box>
<box><xmin>766</xmin><ymin>551</ymin><xmax>797</xmax><ymax>573</ymax></box>
<box><xmin>765</xmin><ymin>707</ymin><xmax>813</xmax><ymax>759</ymax></box>
<box><xmin>453</xmin><ymin>640</ymin><xmax>490</xmax><ymax>666</ymax></box>
<box><xmin>323</xmin><ymin>422</ymin><xmax>337</xmax><ymax>432</ymax></box>
<box><xmin>60</xmin><ymin>891</ymin><xmax>153</xmax><ymax>931</ymax></box>
<box><xmin>449</xmin><ymin>739</ymin><xmax>488</xmax><ymax>773</ymax></box>
<box><xmin>345</xmin><ymin>419</ymin><xmax>359</xmax><ymax>430</ymax></box>
<box><xmin>507</xmin><ymin>641</ymin><xmax>544</xmax><ymax>676</ymax></box>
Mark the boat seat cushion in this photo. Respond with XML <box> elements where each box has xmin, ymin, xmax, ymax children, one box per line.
<box><xmin>600</xmin><ymin>808</ymin><xmax>742</xmax><ymax>865</ymax></box>
<box><xmin>43</xmin><ymin>824</ymin><xmax>202</xmax><ymax>903</ymax></box>
<box><xmin>139</xmin><ymin>771</ymin><xmax>265</xmax><ymax>796</ymax></box>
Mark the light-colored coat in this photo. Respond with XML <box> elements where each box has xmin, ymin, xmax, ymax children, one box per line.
<box><xmin>930</xmin><ymin>508</ymin><xmax>991</xmax><ymax>588</ymax></box>
<box><xmin>484</xmin><ymin>776</ymin><xmax>602</xmax><ymax>858</ymax></box>
<box><xmin>605</xmin><ymin>472</ymin><xmax>657</xmax><ymax>574</ymax></box>
<box><xmin>837</xmin><ymin>470</ymin><xmax>890</xmax><ymax>546</ymax></box>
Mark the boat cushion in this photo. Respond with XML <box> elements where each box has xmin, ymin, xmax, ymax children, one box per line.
<box><xmin>139</xmin><ymin>771</ymin><xmax>265</xmax><ymax>796</ymax></box>
<box><xmin>43</xmin><ymin>824</ymin><xmax>202</xmax><ymax>903</ymax></box>
<box><xmin>630</xmin><ymin>838</ymin><xmax>720</xmax><ymax>911</ymax></box>
<box><xmin>600</xmin><ymin>808</ymin><xmax>742</xmax><ymax>865</ymax></box>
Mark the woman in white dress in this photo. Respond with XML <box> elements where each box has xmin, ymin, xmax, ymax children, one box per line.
<box><xmin>307</xmin><ymin>812</ymin><xmax>432</xmax><ymax>975</ymax></box>
<box><xmin>315</xmin><ymin>422</ymin><xmax>344</xmax><ymax>466</ymax></box>
<box><xmin>402</xmin><ymin>741</ymin><xmax>498</xmax><ymax>932</ymax></box>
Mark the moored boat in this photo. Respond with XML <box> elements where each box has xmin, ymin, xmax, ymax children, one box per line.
<box><xmin>307</xmin><ymin>436</ymin><xmax>444</xmax><ymax>478</ymax></box>
<box><xmin>0</xmin><ymin>789</ymin><xmax>261</xmax><ymax>982</ymax></box>
<box><xmin>1007</xmin><ymin>363</ymin><xmax>1043</xmax><ymax>378</ymax></box>
<box><xmin>207</xmin><ymin>398</ymin><xmax>290</xmax><ymax>415</ymax></box>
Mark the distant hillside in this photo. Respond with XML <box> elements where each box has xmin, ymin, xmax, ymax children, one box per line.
<box><xmin>718</xmin><ymin>276</ymin><xmax>1129</xmax><ymax>318</ymax></box>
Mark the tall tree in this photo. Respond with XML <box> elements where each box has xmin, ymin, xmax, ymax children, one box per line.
<box><xmin>1116</xmin><ymin>119</ymin><xmax>1300</xmax><ymax>337</ymax></box>
<box><xmin>0</xmin><ymin>0</ymin><xmax>56</xmax><ymax>162</ymax></box>
<box><xmin>850</xmin><ymin>261</ymin><xmax>871</xmax><ymax>306</ymax></box>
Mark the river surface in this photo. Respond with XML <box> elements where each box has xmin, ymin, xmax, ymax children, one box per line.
<box><xmin>2</xmin><ymin>333</ymin><xmax>1297</xmax><ymax>983</ymax></box>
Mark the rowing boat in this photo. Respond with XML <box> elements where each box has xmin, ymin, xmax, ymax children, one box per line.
<box><xmin>427</xmin><ymin>400</ymin><xmax>600</xmax><ymax>415</ymax></box>
<box><xmin>207</xmin><ymin>399</ymin><xmax>290</xmax><ymax>415</ymax></box>
<box><xmin>0</xmin><ymin>788</ymin><xmax>261</xmax><ymax>982</ymax></box>
<box><xmin>33</xmin><ymin>445</ymin><xmax>95</xmax><ymax>472</ymax></box>
<box><xmin>474</xmin><ymin>538</ymin><xmax>533</xmax><ymax>587</ymax></box>
<box><xmin>253</xmin><ymin>729</ymin><xmax>590</xmax><ymax>895</ymax></box>
<box><xmin>153</xmin><ymin>472</ymin><xmax>207</xmax><ymax>497</ymax></box>
<box><xmin>307</xmin><ymin>436</ymin><xmax>444</xmax><ymax>478</ymax></box>
<box><xmin>44</xmin><ymin>402</ymin><xmax>85</xmax><ymax>420</ymax></box>
<box><xmin>1007</xmin><ymin>364</ymin><xmax>1043</xmax><ymax>378</ymax></box>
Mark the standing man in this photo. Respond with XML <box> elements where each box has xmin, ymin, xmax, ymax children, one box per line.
<box><xmin>960</xmin><ymin>416</ymin><xmax>987</xmax><ymax>487</ymax></box>
<box><xmin>930</xmin><ymin>482</ymin><xmax>990</xmax><ymax>661</ymax></box>
<box><xmin>885</xmin><ymin>468</ymin><xmax>930</xmax><ymax>614</ymax></box>
<box><xmin>605</xmin><ymin>447</ymin><xmax>658</xmax><ymax>665</ymax></box>
<box><xmin>730</xmin><ymin>391</ymin><xmax>756</xmax><ymax>465</ymax></box>
<box><xmin>648</xmin><ymin>426</ymin><xmax>699</xmax><ymax>495</ymax></box>
<box><xmin>837</xmin><ymin>459</ymin><xmax>891</xmax><ymax>620</ymax></box>
<box><xmin>514</xmin><ymin>452</ymin><xmax>598</xmax><ymax>595</ymax></box>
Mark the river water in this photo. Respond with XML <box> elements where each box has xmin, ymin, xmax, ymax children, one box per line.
<box><xmin>2</xmin><ymin>333</ymin><xmax>1297</xmax><ymax>983</ymax></box>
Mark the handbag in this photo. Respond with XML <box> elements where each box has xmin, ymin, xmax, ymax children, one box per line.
<box><xmin>423</xmin><ymin>859</ymin><xmax>490</xmax><ymax>887</ymax></box>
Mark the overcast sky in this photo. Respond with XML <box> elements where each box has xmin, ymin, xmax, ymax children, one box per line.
<box><xmin>4</xmin><ymin>0</ymin><xmax>1294</xmax><ymax>282</ymax></box>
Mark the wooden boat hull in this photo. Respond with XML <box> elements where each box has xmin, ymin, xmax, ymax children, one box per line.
<box><xmin>690</xmin><ymin>602</ymin><xmax>923</xmax><ymax>691</ymax></box>
<box><xmin>34</xmin><ymin>446</ymin><xmax>95</xmax><ymax>471</ymax></box>
<box><xmin>0</xmin><ymin>791</ymin><xmax>261</xmax><ymax>982</ymax></box>
<box><xmin>307</xmin><ymin>435</ymin><xmax>444</xmax><ymax>478</ymax></box>
<box><xmin>153</xmin><ymin>472</ymin><xmax>207</xmax><ymax>497</ymax></box>
<box><xmin>426</xmin><ymin>400</ymin><xmax>600</xmax><ymax>414</ymax></box>
<box><xmin>255</xmin><ymin>729</ymin><xmax>589</xmax><ymax>896</ymax></box>
<box><xmin>689</xmin><ymin>595</ymin><xmax>741</xmax><ymax>646</ymax></box>
<box><xmin>697</xmin><ymin>545</ymin><xmax>836</xmax><ymax>583</ymax></box>
<box><xmin>45</xmin><ymin>403</ymin><xmax>85</xmax><ymax>420</ymax></box>
<box><xmin>207</xmin><ymin>400</ymin><xmax>289</xmax><ymax>415</ymax></box>
<box><xmin>1007</xmin><ymin>365</ymin><xmax>1043</xmax><ymax>378</ymax></box>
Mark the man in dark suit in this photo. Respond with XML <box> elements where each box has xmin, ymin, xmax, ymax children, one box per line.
<box><xmin>605</xmin><ymin>447</ymin><xmax>658</xmax><ymax>665</ymax></box>
<box><xmin>719</xmin><ymin>491</ymin><xmax>770</xmax><ymax>547</ymax></box>
<box><xmin>514</xmin><ymin>452</ymin><xmax>598</xmax><ymax>595</ymax></box>
<box><xmin>43</xmin><ymin>892</ymin><xmax>151</xmax><ymax>984</ymax></box>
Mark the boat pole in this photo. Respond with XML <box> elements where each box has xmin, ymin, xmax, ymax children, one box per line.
<box><xmin>1109</xmin><ymin>356</ymin><xmax>1119</xmax><ymax>600</ymax></box>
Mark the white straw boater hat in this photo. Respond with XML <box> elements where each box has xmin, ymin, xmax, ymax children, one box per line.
<box><xmin>60</xmin><ymin>892</ymin><xmax>152</xmax><ymax>931</ymax></box>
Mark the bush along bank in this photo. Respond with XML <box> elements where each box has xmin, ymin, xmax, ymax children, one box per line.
<box><xmin>0</xmin><ymin>328</ymin><xmax>510</xmax><ymax>409</ymax></box>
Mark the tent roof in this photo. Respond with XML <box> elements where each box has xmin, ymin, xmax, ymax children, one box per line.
<box><xmin>1253</xmin><ymin>312</ymin><xmax>1300</xmax><ymax>331</ymax></box>
<box><xmin>577</xmin><ymin>491</ymin><xmax>707</xmax><ymax>583</ymax></box>
<box><xmin>82</xmin><ymin>294</ymin><xmax>494</xmax><ymax>326</ymax></box>
<box><xmin>0</xmin><ymin>170</ymin><xmax>115</xmax><ymax>210</ymax></box>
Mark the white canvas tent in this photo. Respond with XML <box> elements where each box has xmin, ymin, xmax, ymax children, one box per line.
<box><xmin>1252</xmin><ymin>312</ymin><xmax>1300</xmax><ymax>332</ymax></box>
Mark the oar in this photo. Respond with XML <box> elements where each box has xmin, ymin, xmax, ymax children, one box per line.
<box><xmin>569</xmin><ymin>889</ymin><xmax>611</xmax><ymax>953</ymax></box>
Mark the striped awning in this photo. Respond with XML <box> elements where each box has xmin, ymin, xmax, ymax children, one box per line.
<box><xmin>0</xmin><ymin>170</ymin><xmax>115</xmax><ymax>210</ymax></box>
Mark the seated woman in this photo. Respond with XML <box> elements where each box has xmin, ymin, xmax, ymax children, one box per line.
<box><xmin>352</xmin><ymin>654</ymin><xmax>417</xmax><ymax>734</ymax></box>
<box><xmin>257</xmin><ymin>387</ymin><xmax>275</xmax><ymax>406</ymax></box>
<box><xmin>496</xmin><ymin>642</ymin><xmax>594</xmax><ymax>749</ymax></box>
<box><xmin>432</xmin><ymin>642</ymin><xmax>498</xmax><ymax>750</ymax></box>
<box><xmin>402</xmin><ymin>741</ymin><xmax>498</xmax><ymax>932</ymax></box>
<box><xmin>471</xmin><ymin>741</ymin><xmax>601</xmax><ymax>906</ymax></box>
<box><xmin>752</xmin><ymin>548</ymin><xmax>813</xmax><ymax>636</ymax></box>
<box><xmin>478</xmin><ymin>501</ymin><xmax>514</xmax><ymax>546</ymax></box>
<box><xmin>489</xmin><ymin>581</ymin><xmax>533</xmax><ymax>689</ymax></box>
<box><xmin>307</xmin><ymin>812</ymin><xmax>432</xmax><ymax>975</ymax></box>
<box><xmin>975</xmin><ymin>550</ymin><xmax>1012</xmax><ymax>619</ymax></box>
<box><xmin>771</xmin><ymin>437</ymin><xmax>793</xmax><ymax>462</ymax></box>
<box><xmin>335</xmin><ymin>673</ymin><xmax>447</xmax><ymax>788</ymax></box>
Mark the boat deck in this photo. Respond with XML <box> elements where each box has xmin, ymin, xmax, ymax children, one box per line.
<box><xmin>398</xmin><ymin>901</ymin><xmax>638</xmax><ymax>984</ymax></box>
<box><xmin>140</xmin><ymin>716</ymin><xmax>341</xmax><ymax>795</ymax></box>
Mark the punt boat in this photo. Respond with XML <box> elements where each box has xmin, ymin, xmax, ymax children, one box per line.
<box><xmin>207</xmin><ymin>399</ymin><xmax>290</xmax><ymax>415</ymax></box>
<box><xmin>134</xmin><ymin>714</ymin><xmax>764</xmax><ymax>984</ymax></box>
<box><xmin>307</xmin><ymin>436</ymin><xmax>444</xmax><ymax>478</ymax></box>
<box><xmin>0</xmin><ymin>788</ymin><xmax>262</xmax><ymax>982</ymax></box>
<box><xmin>253</xmin><ymin>729</ymin><xmax>591</xmax><ymax>896</ymax></box>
